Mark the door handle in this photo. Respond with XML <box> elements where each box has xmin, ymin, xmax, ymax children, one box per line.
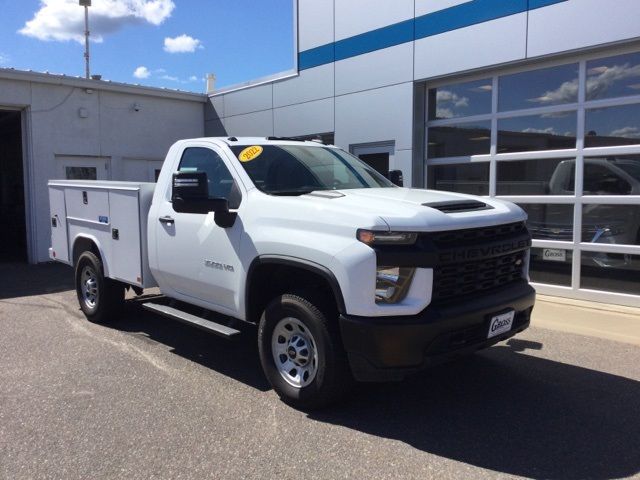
<box><xmin>159</xmin><ymin>216</ymin><xmax>174</xmax><ymax>224</ymax></box>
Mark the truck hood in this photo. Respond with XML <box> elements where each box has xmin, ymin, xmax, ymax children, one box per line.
<box><xmin>302</xmin><ymin>188</ymin><xmax>527</xmax><ymax>232</ymax></box>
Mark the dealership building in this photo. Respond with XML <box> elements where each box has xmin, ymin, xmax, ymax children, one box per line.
<box><xmin>1</xmin><ymin>0</ymin><xmax>640</xmax><ymax>306</ymax></box>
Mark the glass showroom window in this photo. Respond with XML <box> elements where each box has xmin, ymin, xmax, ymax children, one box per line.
<box><xmin>425</xmin><ymin>49</ymin><xmax>640</xmax><ymax>305</ymax></box>
<box><xmin>427</xmin><ymin>162</ymin><xmax>489</xmax><ymax>195</ymax></box>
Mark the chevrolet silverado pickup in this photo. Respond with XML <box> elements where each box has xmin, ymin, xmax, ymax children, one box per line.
<box><xmin>49</xmin><ymin>137</ymin><xmax>535</xmax><ymax>408</ymax></box>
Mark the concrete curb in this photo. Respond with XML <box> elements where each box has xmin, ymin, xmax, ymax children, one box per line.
<box><xmin>532</xmin><ymin>295</ymin><xmax>640</xmax><ymax>346</ymax></box>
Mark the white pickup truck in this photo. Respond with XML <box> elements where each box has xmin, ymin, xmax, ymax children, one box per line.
<box><xmin>49</xmin><ymin>137</ymin><xmax>535</xmax><ymax>408</ymax></box>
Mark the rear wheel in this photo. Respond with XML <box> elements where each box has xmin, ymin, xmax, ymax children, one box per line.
<box><xmin>75</xmin><ymin>251</ymin><xmax>124</xmax><ymax>323</ymax></box>
<box><xmin>258</xmin><ymin>292</ymin><xmax>352</xmax><ymax>409</ymax></box>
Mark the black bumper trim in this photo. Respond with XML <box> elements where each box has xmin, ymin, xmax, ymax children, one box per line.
<box><xmin>339</xmin><ymin>280</ymin><xmax>536</xmax><ymax>382</ymax></box>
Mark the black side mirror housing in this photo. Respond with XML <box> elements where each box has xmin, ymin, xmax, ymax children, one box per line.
<box><xmin>388</xmin><ymin>169</ymin><xmax>403</xmax><ymax>187</ymax></box>
<box><xmin>171</xmin><ymin>171</ymin><xmax>237</xmax><ymax>228</ymax></box>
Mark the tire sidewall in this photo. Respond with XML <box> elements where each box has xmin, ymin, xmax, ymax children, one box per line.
<box><xmin>258</xmin><ymin>295</ymin><xmax>334</xmax><ymax>407</ymax></box>
<box><xmin>75</xmin><ymin>252</ymin><xmax>106</xmax><ymax>321</ymax></box>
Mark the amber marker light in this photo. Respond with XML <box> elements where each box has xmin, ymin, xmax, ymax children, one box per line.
<box><xmin>357</xmin><ymin>229</ymin><xmax>418</xmax><ymax>246</ymax></box>
<box><xmin>357</xmin><ymin>229</ymin><xmax>376</xmax><ymax>245</ymax></box>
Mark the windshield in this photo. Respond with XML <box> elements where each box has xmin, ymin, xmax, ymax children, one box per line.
<box><xmin>229</xmin><ymin>144</ymin><xmax>395</xmax><ymax>195</ymax></box>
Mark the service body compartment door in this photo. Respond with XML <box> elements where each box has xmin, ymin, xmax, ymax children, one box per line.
<box><xmin>109</xmin><ymin>189</ymin><xmax>144</xmax><ymax>286</ymax></box>
<box><xmin>64</xmin><ymin>187</ymin><xmax>110</xmax><ymax>223</ymax></box>
<box><xmin>48</xmin><ymin>186</ymin><xmax>70</xmax><ymax>263</ymax></box>
<box><xmin>64</xmin><ymin>187</ymin><xmax>112</xmax><ymax>274</ymax></box>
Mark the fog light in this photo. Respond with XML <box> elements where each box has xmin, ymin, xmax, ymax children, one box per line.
<box><xmin>375</xmin><ymin>266</ymin><xmax>415</xmax><ymax>304</ymax></box>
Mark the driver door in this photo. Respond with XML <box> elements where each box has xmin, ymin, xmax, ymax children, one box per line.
<box><xmin>155</xmin><ymin>145</ymin><xmax>244</xmax><ymax>314</ymax></box>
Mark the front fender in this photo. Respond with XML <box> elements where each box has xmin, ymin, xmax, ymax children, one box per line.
<box><xmin>246</xmin><ymin>255</ymin><xmax>346</xmax><ymax>315</ymax></box>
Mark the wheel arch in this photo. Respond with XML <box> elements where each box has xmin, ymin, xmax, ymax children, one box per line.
<box><xmin>71</xmin><ymin>234</ymin><xmax>109</xmax><ymax>277</ymax></box>
<box><xmin>245</xmin><ymin>255</ymin><xmax>346</xmax><ymax>324</ymax></box>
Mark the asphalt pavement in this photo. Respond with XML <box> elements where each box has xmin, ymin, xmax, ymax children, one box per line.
<box><xmin>1</xmin><ymin>262</ymin><xmax>639</xmax><ymax>480</ymax></box>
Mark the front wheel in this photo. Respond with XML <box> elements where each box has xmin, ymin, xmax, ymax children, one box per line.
<box><xmin>75</xmin><ymin>251</ymin><xmax>124</xmax><ymax>323</ymax></box>
<box><xmin>258</xmin><ymin>292</ymin><xmax>352</xmax><ymax>410</ymax></box>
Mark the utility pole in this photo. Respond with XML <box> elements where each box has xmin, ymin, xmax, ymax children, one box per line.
<box><xmin>79</xmin><ymin>0</ymin><xmax>91</xmax><ymax>79</ymax></box>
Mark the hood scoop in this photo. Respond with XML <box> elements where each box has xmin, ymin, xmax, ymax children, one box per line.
<box><xmin>306</xmin><ymin>190</ymin><xmax>345</xmax><ymax>199</ymax></box>
<box><xmin>423</xmin><ymin>199</ymin><xmax>493</xmax><ymax>213</ymax></box>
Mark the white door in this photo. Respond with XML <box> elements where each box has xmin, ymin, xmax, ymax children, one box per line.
<box><xmin>57</xmin><ymin>156</ymin><xmax>109</xmax><ymax>180</ymax></box>
<box><xmin>154</xmin><ymin>145</ymin><xmax>244</xmax><ymax>314</ymax></box>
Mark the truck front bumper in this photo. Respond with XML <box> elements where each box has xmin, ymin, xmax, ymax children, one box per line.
<box><xmin>339</xmin><ymin>280</ymin><xmax>535</xmax><ymax>382</ymax></box>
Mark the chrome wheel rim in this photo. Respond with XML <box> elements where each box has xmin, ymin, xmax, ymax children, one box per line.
<box><xmin>271</xmin><ymin>317</ymin><xmax>318</xmax><ymax>388</ymax></box>
<box><xmin>80</xmin><ymin>265</ymin><xmax>98</xmax><ymax>309</ymax></box>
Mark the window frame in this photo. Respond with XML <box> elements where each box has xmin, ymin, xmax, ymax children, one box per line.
<box><xmin>168</xmin><ymin>143</ymin><xmax>244</xmax><ymax>209</ymax></box>
<box><xmin>424</xmin><ymin>46</ymin><xmax>640</xmax><ymax>307</ymax></box>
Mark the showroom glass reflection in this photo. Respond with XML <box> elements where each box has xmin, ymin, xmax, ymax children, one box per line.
<box><xmin>425</xmin><ymin>50</ymin><xmax>640</xmax><ymax>295</ymax></box>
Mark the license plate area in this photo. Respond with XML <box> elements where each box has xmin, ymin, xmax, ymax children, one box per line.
<box><xmin>487</xmin><ymin>310</ymin><xmax>515</xmax><ymax>339</ymax></box>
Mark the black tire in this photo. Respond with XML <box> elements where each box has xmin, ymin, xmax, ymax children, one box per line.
<box><xmin>75</xmin><ymin>251</ymin><xmax>124</xmax><ymax>324</ymax></box>
<box><xmin>258</xmin><ymin>291</ymin><xmax>353</xmax><ymax>410</ymax></box>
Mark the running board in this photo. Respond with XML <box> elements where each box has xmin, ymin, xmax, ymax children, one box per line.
<box><xmin>142</xmin><ymin>302</ymin><xmax>240</xmax><ymax>338</ymax></box>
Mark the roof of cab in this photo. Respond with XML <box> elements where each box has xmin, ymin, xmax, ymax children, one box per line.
<box><xmin>179</xmin><ymin>136</ymin><xmax>333</xmax><ymax>147</ymax></box>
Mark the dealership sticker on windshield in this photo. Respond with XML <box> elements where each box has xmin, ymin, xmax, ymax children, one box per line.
<box><xmin>238</xmin><ymin>145</ymin><xmax>263</xmax><ymax>162</ymax></box>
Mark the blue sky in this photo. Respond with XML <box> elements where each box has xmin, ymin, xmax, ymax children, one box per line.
<box><xmin>0</xmin><ymin>0</ymin><xmax>294</xmax><ymax>92</ymax></box>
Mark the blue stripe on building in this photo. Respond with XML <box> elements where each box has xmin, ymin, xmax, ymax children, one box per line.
<box><xmin>298</xmin><ymin>0</ymin><xmax>567</xmax><ymax>70</ymax></box>
<box><xmin>528</xmin><ymin>0</ymin><xmax>567</xmax><ymax>9</ymax></box>
<box><xmin>414</xmin><ymin>0</ymin><xmax>527</xmax><ymax>39</ymax></box>
<box><xmin>334</xmin><ymin>18</ymin><xmax>414</xmax><ymax>62</ymax></box>
<box><xmin>298</xmin><ymin>43</ymin><xmax>335</xmax><ymax>70</ymax></box>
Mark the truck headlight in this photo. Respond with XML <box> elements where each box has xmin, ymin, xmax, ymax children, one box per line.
<box><xmin>357</xmin><ymin>229</ymin><xmax>418</xmax><ymax>245</ymax></box>
<box><xmin>375</xmin><ymin>266</ymin><xmax>415</xmax><ymax>304</ymax></box>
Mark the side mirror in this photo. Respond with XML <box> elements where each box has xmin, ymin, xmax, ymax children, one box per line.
<box><xmin>171</xmin><ymin>171</ymin><xmax>237</xmax><ymax>228</ymax></box>
<box><xmin>172</xmin><ymin>171</ymin><xmax>207</xmax><ymax>204</ymax></box>
<box><xmin>388</xmin><ymin>170</ymin><xmax>403</xmax><ymax>187</ymax></box>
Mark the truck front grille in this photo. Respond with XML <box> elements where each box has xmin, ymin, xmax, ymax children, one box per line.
<box><xmin>526</xmin><ymin>223</ymin><xmax>573</xmax><ymax>241</ymax></box>
<box><xmin>429</xmin><ymin>222</ymin><xmax>529</xmax><ymax>304</ymax></box>
<box><xmin>430</xmin><ymin>221</ymin><xmax>528</xmax><ymax>247</ymax></box>
<box><xmin>432</xmin><ymin>250</ymin><xmax>526</xmax><ymax>302</ymax></box>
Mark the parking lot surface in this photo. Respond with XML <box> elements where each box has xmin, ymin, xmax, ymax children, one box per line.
<box><xmin>1</xmin><ymin>263</ymin><xmax>639</xmax><ymax>480</ymax></box>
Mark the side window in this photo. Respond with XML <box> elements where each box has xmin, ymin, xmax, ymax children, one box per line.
<box><xmin>584</xmin><ymin>164</ymin><xmax>631</xmax><ymax>194</ymax></box>
<box><xmin>177</xmin><ymin>147</ymin><xmax>241</xmax><ymax>207</ymax></box>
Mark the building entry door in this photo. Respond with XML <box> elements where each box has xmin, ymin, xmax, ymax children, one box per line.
<box><xmin>350</xmin><ymin>142</ymin><xmax>395</xmax><ymax>177</ymax></box>
<box><xmin>56</xmin><ymin>156</ymin><xmax>110</xmax><ymax>181</ymax></box>
<box><xmin>0</xmin><ymin>110</ymin><xmax>27</xmax><ymax>262</ymax></box>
